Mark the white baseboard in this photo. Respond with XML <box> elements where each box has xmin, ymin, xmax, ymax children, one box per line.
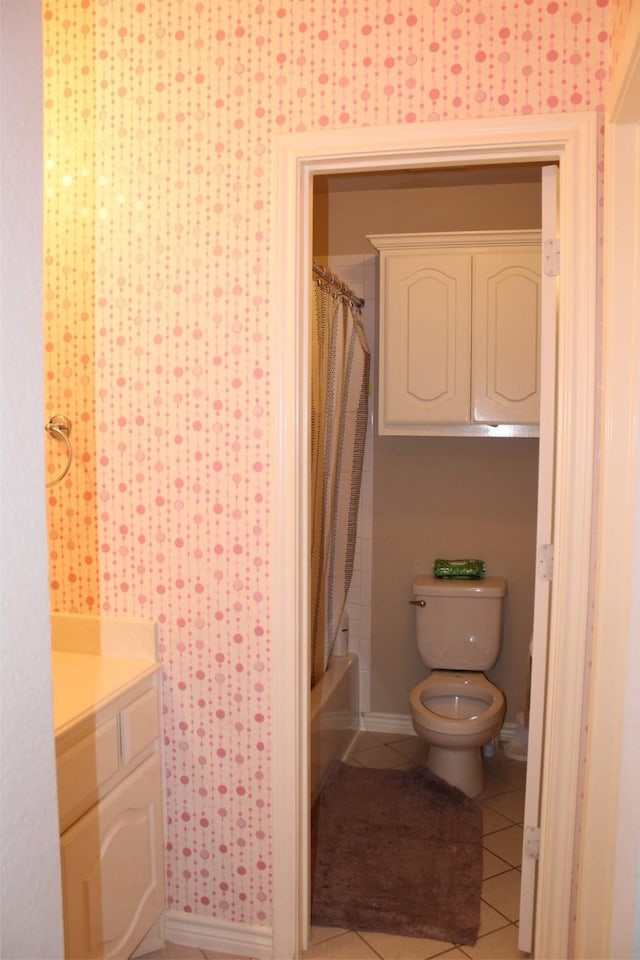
<box><xmin>360</xmin><ymin>712</ymin><xmax>414</xmax><ymax>736</ymax></box>
<box><xmin>361</xmin><ymin>711</ymin><xmax>518</xmax><ymax>742</ymax></box>
<box><xmin>164</xmin><ymin>910</ymin><xmax>272</xmax><ymax>959</ymax></box>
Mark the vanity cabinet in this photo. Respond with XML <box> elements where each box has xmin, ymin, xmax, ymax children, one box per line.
<box><xmin>56</xmin><ymin>675</ymin><xmax>164</xmax><ymax>960</ymax></box>
<box><xmin>368</xmin><ymin>231</ymin><xmax>542</xmax><ymax>436</ymax></box>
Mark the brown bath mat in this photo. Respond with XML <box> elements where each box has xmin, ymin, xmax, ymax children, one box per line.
<box><xmin>311</xmin><ymin>762</ymin><xmax>483</xmax><ymax>946</ymax></box>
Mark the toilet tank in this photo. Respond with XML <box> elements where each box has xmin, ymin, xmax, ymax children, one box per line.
<box><xmin>412</xmin><ymin>575</ymin><xmax>508</xmax><ymax>671</ymax></box>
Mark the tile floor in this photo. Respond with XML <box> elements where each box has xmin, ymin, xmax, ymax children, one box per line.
<box><xmin>139</xmin><ymin>732</ymin><xmax>529</xmax><ymax>960</ymax></box>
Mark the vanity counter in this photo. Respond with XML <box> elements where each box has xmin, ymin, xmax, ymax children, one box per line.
<box><xmin>51</xmin><ymin>610</ymin><xmax>161</xmax><ymax>737</ymax></box>
<box><xmin>52</xmin><ymin>651</ymin><xmax>161</xmax><ymax>737</ymax></box>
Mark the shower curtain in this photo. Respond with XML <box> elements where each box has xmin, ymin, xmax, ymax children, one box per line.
<box><xmin>310</xmin><ymin>271</ymin><xmax>370</xmax><ymax>689</ymax></box>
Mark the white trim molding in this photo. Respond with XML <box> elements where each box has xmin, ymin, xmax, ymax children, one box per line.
<box><xmin>360</xmin><ymin>713</ymin><xmax>414</xmax><ymax>737</ymax></box>
<box><xmin>271</xmin><ymin>112</ymin><xmax>598</xmax><ymax>960</ymax></box>
<box><xmin>164</xmin><ymin>910</ymin><xmax>272</xmax><ymax>960</ymax></box>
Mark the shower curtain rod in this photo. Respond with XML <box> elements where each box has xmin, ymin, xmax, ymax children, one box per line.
<box><xmin>312</xmin><ymin>260</ymin><xmax>365</xmax><ymax>310</ymax></box>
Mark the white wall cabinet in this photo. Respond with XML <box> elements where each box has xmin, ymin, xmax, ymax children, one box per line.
<box><xmin>56</xmin><ymin>676</ymin><xmax>164</xmax><ymax>960</ymax></box>
<box><xmin>368</xmin><ymin>231</ymin><xmax>542</xmax><ymax>436</ymax></box>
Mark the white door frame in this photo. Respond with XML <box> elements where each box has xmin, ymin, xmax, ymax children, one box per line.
<box><xmin>271</xmin><ymin>112</ymin><xmax>597</xmax><ymax>960</ymax></box>
<box><xmin>517</xmin><ymin>162</ymin><xmax>558</xmax><ymax>954</ymax></box>
<box><xmin>574</xmin><ymin>11</ymin><xmax>640</xmax><ymax>958</ymax></box>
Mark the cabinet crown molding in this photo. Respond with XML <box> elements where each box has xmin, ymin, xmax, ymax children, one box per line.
<box><xmin>368</xmin><ymin>229</ymin><xmax>542</xmax><ymax>252</ymax></box>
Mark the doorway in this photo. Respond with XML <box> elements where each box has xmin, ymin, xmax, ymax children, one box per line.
<box><xmin>311</xmin><ymin>164</ymin><xmax>543</xmax><ymax>953</ymax></box>
<box><xmin>312</xmin><ymin>163</ymin><xmax>542</xmax><ymax>728</ymax></box>
<box><xmin>271</xmin><ymin>113</ymin><xmax>597</xmax><ymax>960</ymax></box>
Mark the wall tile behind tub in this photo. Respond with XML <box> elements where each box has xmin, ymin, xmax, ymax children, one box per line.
<box><xmin>43</xmin><ymin>0</ymin><xmax>611</xmax><ymax>931</ymax></box>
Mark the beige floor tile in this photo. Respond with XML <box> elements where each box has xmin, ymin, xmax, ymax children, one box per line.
<box><xmin>498</xmin><ymin>762</ymin><xmax>528</xmax><ymax>790</ymax></box>
<box><xmin>379</xmin><ymin>732</ymin><xmax>424</xmax><ymax>747</ymax></box>
<box><xmin>480</xmin><ymin>804</ymin><xmax>512</xmax><ymax>835</ymax></box>
<box><xmin>482</xmin><ymin>751</ymin><xmax>508</xmax><ymax>774</ymax></box>
<box><xmin>384</xmin><ymin>737</ymin><xmax>430</xmax><ymax>764</ymax></box>
<box><xmin>482</xmin><ymin>790</ymin><xmax>525</xmax><ymax>824</ymax></box>
<box><xmin>481</xmin><ymin>870</ymin><xmax>521</xmax><ymax>922</ymax></box>
<box><xmin>431</xmin><ymin>950</ymin><xmax>470</xmax><ymax>959</ymax></box>
<box><xmin>359</xmin><ymin>930</ymin><xmax>455</xmax><ymax>959</ymax></box>
<box><xmin>461</xmin><ymin>923</ymin><xmax>527</xmax><ymax>959</ymax></box>
<box><xmin>136</xmin><ymin>942</ymin><xmax>204</xmax><ymax>959</ymax></box>
<box><xmin>482</xmin><ymin>847</ymin><xmax>512</xmax><ymax>880</ymax></box>
<box><xmin>482</xmin><ymin>826</ymin><xmax>523</xmax><ymax>867</ymax></box>
<box><xmin>352</xmin><ymin>731</ymin><xmax>387</xmax><ymax>751</ymax></box>
<box><xmin>487</xmin><ymin>755</ymin><xmax>528</xmax><ymax>789</ymax></box>
<box><xmin>475</xmin><ymin>773</ymin><xmax>514</xmax><ymax>801</ymax></box>
<box><xmin>380</xmin><ymin>733</ymin><xmax>417</xmax><ymax>745</ymax></box>
<box><xmin>201</xmin><ymin>951</ymin><xmax>254</xmax><ymax>960</ymax></box>
<box><xmin>343</xmin><ymin>755</ymin><xmax>366</xmax><ymax>767</ymax></box>
<box><xmin>309</xmin><ymin>926</ymin><xmax>350</xmax><ymax>946</ymax></box>
<box><xmin>301</xmin><ymin>930</ymin><xmax>380</xmax><ymax>958</ymax></box>
<box><xmin>350</xmin><ymin>743</ymin><xmax>411</xmax><ymax>769</ymax></box>
<box><xmin>387</xmin><ymin>755</ymin><xmax>426</xmax><ymax>771</ymax></box>
<box><xmin>478</xmin><ymin>900</ymin><xmax>512</xmax><ymax>938</ymax></box>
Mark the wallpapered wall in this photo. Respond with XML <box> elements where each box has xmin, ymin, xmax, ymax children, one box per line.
<box><xmin>44</xmin><ymin>0</ymin><xmax>615</xmax><ymax>930</ymax></box>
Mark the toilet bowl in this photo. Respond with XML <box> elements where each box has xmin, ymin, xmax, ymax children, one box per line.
<box><xmin>410</xmin><ymin>669</ymin><xmax>505</xmax><ymax>797</ymax></box>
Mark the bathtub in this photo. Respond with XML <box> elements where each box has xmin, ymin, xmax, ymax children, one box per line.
<box><xmin>310</xmin><ymin>652</ymin><xmax>360</xmax><ymax>803</ymax></box>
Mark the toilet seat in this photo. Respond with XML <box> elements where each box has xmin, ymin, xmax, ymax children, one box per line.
<box><xmin>409</xmin><ymin>670</ymin><xmax>504</xmax><ymax>739</ymax></box>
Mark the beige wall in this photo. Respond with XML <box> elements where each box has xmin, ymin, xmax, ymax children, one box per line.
<box><xmin>314</xmin><ymin>167</ymin><xmax>543</xmax><ymax>256</ymax></box>
<box><xmin>371</xmin><ymin>436</ymin><xmax>538</xmax><ymax>719</ymax></box>
<box><xmin>314</xmin><ymin>170</ymin><xmax>541</xmax><ymax>723</ymax></box>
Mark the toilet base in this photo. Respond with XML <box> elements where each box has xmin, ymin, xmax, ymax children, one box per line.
<box><xmin>426</xmin><ymin>744</ymin><xmax>485</xmax><ymax>798</ymax></box>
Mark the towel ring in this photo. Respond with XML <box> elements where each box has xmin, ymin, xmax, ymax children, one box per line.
<box><xmin>45</xmin><ymin>415</ymin><xmax>73</xmax><ymax>487</ymax></box>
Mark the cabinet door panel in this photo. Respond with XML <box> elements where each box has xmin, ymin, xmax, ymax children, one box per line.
<box><xmin>381</xmin><ymin>252</ymin><xmax>471</xmax><ymax>428</ymax></box>
<box><xmin>61</xmin><ymin>753</ymin><xmax>164</xmax><ymax>960</ymax></box>
<box><xmin>472</xmin><ymin>249</ymin><xmax>541</xmax><ymax>424</ymax></box>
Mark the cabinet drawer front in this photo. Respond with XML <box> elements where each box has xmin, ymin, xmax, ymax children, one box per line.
<box><xmin>119</xmin><ymin>687</ymin><xmax>160</xmax><ymax>765</ymax></box>
<box><xmin>58</xmin><ymin>717</ymin><xmax>120</xmax><ymax>829</ymax></box>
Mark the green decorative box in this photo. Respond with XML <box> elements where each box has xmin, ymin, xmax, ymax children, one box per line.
<box><xmin>433</xmin><ymin>558</ymin><xmax>485</xmax><ymax>580</ymax></box>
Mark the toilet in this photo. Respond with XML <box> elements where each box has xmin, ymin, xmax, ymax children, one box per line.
<box><xmin>409</xmin><ymin>574</ymin><xmax>507</xmax><ymax>797</ymax></box>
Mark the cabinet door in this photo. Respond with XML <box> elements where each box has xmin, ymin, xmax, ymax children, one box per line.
<box><xmin>380</xmin><ymin>251</ymin><xmax>472</xmax><ymax>431</ymax></box>
<box><xmin>61</xmin><ymin>753</ymin><xmax>164</xmax><ymax>960</ymax></box>
<box><xmin>472</xmin><ymin>248</ymin><xmax>541</xmax><ymax>424</ymax></box>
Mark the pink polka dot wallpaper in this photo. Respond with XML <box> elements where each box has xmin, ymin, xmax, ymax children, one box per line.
<box><xmin>44</xmin><ymin>0</ymin><xmax>614</xmax><ymax>930</ymax></box>
<box><xmin>44</xmin><ymin>0</ymin><xmax>99</xmax><ymax>612</ymax></box>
